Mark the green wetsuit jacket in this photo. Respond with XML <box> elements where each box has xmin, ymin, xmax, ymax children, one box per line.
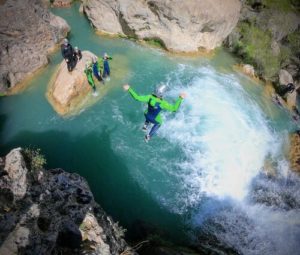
<box><xmin>84</xmin><ymin>66</ymin><xmax>95</xmax><ymax>88</ymax></box>
<box><xmin>128</xmin><ymin>87</ymin><xmax>183</xmax><ymax>124</ymax></box>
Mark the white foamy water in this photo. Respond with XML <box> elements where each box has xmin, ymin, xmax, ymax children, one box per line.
<box><xmin>161</xmin><ymin>66</ymin><xmax>280</xmax><ymax>205</ymax></box>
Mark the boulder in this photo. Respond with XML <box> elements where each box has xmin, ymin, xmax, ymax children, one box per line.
<box><xmin>242</xmin><ymin>64</ymin><xmax>255</xmax><ymax>77</ymax></box>
<box><xmin>0</xmin><ymin>0</ymin><xmax>70</xmax><ymax>93</ymax></box>
<box><xmin>279</xmin><ymin>69</ymin><xmax>294</xmax><ymax>85</ymax></box>
<box><xmin>82</xmin><ymin>0</ymin><xmax>241</xmax><ymax>52</ymax></box>
<box><xmin>47</xmin><ymin>51</ymin><xmax>97</xmax><ymax>115</ymax></box>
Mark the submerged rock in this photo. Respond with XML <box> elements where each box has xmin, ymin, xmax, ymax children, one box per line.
<box><xmin>0</xmin><ymin>0</ymin><xmax>70</xmax><ymax>93</ymax></box>
<box><xmin>0</xmin><ymin>148</ymin><xmax>135</xmax><ymax>255</ymax></box>
<box><xmin>47</xmin><ymin>50</ymin><xmax>97</xmax><ymax>116</ymax></box>
<box><xmin>82</xmin><ymin>0</ymin><xmax>241</xmax><ymax>52</ymax></box>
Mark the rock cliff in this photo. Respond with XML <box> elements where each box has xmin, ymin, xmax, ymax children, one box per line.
<box><xmin>0</xmin><ymin>148</ymin><xmax>135</xmax><ymax>255</ymax></box>
<box><xmin>0</xmin><ymin>0</ymin><xmax>70</xmax><ymax>93</ymax></box>
<box><xmin>82</xmin><ymin>0</ymin><xmax>241</xmax><ymax>52</ymax></box>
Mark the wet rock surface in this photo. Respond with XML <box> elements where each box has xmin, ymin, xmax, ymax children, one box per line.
<box><xmin>0</xmin><ymin>0</ymin><xmax>70</xmax><ymax>93</ymax></box>
<box><xmin>0</xmin><ymin>148</ymin><xmax>135</xmax><ymax>255</ymax></box>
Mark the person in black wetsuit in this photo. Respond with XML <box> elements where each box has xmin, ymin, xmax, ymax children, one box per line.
<box><xmin>73</xmin><ymin>46</ymin><xmax>82</xmax><ymax>62</ymax></box>
<box><xmin>71</xmin><ymin>46</ymin><xmax>82</xmax><ymax>70</ymax></box>
<box><xmin>61</xmin><ymin>38</ymin><xmax>75</xmax><ymax>72</ymax></box>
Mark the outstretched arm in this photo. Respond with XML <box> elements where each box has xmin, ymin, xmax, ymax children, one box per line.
<box><xmin>123</xmin><ymin>84</ymin><xmax>150</xmax><ymax>102</ymax></box>
<box><xmin>160</xmin><ymin>93</ymin><xmax>186</xmax><ymax>112</ymax></box>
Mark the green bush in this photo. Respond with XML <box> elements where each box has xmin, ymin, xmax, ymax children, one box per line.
<box><xmin>23</xmin><ymin>148</ymin><xmax>47</xmax><ymax>171</ymax></box>
<box><xmin>235</xmin><ymin>22</ymin><xmax>287</xmax><ymax>79</ymax></box>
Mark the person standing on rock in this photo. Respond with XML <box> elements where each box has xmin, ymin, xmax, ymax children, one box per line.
<box><xmin>123</xmin><ymin>84</ymin><xmax>186</xmax><ymax>142</ymax></box>
<box><xmin>84</xmin><ymin>62</ymin><xmax>96</xmax><ymax>92</ymax></box>
<box><xmin>61</xmin><ymin>38</ymin><xmax>75</xmax><ymax>72</ymax></box>
<box><xmin>101</xmin><ymin>53</ymin><xmax>112</xmax><ymax>80</ymax></box>
<box><xmin>73</xmin><ymin>46</ymin><xmax>82</xmax><ymax>64</ymax></box>
<box><xmin>92</xmin><ymin>57</ymin><xmax>104</xmax><ymax>84</ymax></box>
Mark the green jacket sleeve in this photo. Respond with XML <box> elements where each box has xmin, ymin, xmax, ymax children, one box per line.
<box><xmin>160</xmin><ymin>97</ymin><xmax>183</xmax><ymax>112</ymax></box>
<box><xmin>128</xmin><ymin>87</ymin><xmax>150</xmax><ymax>103</ymax></box>
<box><xmin>98</xmin><ymin>58</ymin><xmax>104</xmax><ymax>70</ymax></box>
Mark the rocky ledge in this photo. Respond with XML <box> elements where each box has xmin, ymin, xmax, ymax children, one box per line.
<box><xmin>0</xmin><ymin>148</ymin><xmax>135</xmax><ymax>255</ymax></box>
<box><xmin>47</xmin><ymin>50</ymin><xmax>98</xmax><ymax>116</ymax></box>
<box><xmin>82</xmin><ymin>0</ymin><xmax>241</xmax><ymax>53</ymax></box>
<box><xmin>0</xmin><ymin>0</ymin><xmax>70</xmax><ymax>93</ymax></box>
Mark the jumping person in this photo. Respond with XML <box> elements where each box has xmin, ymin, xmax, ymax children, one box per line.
<box><xmin>61</xmin><ymin>38</ymin><xmax>75</xmax><ymax>72</ymax></box>
<box><xmin>123</xmin><ymin>84</ymin><xmax>186</xmax><ymax>142</ymax></box>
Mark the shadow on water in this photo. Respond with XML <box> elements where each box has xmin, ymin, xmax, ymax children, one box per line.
<box><xmin>0</xmin><ymin>129</ymin><xmax>190</xmax><ymax>245</ymax></box>
<box><xmin>0</xmin><ymin>114</ymin><xmax>7</xmax><ymax>143</ymax></box>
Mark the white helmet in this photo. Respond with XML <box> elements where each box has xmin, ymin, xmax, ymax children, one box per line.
<box><xmin>63</xmin><ymin>38</ymin><xmax>68</xmax><ymax>45</ymax></box>
<box><xmin>85</xmin><ymin>61</ymin><xmax>91</xmax><ymax>68</ymax></box>
<box><xmin>154</xmin><ymin>84</ymin><xmax>167</xmax><ymax>98</ymax></box>
<box><xmin>74</xmin><ymin>46</ymin><xmax>78</xmax><ymax>52</ymax></box>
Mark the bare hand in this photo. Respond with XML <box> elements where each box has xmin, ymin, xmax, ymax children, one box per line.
<box><xmin>179</xmin><ymin>92</ymin><xmax>186</xmax><ymax>99</ymax></box>
<box><xmin>123</xmin><ymin>84</ymin><xmax>130</xmax><ymax>91</ymax></box>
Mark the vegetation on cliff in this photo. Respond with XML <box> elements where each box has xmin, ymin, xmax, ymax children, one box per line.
<box><xmin>226</xmin><ymin>0</ymin><xmax>299</xmax><ymax>83</ymax></box>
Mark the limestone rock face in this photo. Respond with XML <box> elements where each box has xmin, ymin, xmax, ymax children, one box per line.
<box><xmin>0</xmin><ymin>149</ymin><xmax>135</xmax><ymax>255</ymax></box>
<box><xmin>0</xmin><ymin>0</ymin><xmax>70</xmax><ymax>93</ymax></box>
<box><xmin>0</xmin><ymin>148</ymin><xmax>28</xmax><ymax>201</ymax></box>
<box><xmin>47</xmin><ymin>51</ymin><xmax>97</xmax><ymax>115</ymax></box>
<box><xmin>83</xmin><ymin>0</ymin><xmax>241</xmax><ymax>52</ymax></box>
